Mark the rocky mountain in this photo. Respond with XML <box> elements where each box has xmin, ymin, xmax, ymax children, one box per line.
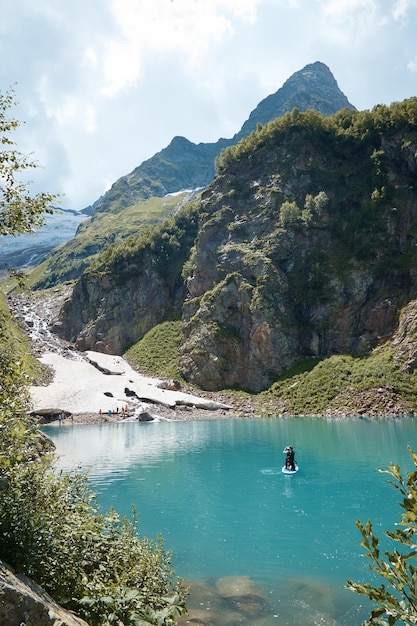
<box><xmin>33</xmin><ymin>61</ymin><xmax>355</xmax><ymax>286</ymax></box>
<box><xmin>83</xmin><ymin>61</ymin><xmax>355</xmax><ymax>216</ymax></box>
<box><xmin>233</xmin><ymin>60</ymin><xmax>354</xmax><ymax>140</ymax></box>
<box><xmin>56</xmin><ymin>99</ymin><xmax>417</xmax><ymax>393</ymax></box>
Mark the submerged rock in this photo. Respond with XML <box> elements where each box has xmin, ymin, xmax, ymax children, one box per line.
<box><xmin>216</xmin><ymin>575</ymin><xmax>264</xmax><ymax>600</ymax></box>
<box><xmin>215</xmin><ymin>575</ymin><xmax>267</xmax><ymax>616</ymax></box>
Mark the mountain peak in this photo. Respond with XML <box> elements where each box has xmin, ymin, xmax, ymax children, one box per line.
<box><xmin>235</xmin><ymin>61</ymin><xmax>355</xmax><ymax>140</ymax></box>
<box><xmin>81</xmin><ymin>62</ymin><xmax>355</xmax><ymax>217</ymax></box>
<box><xmin>293</xmin><ymin>60</ymin><xmax>335</xmax><ymax>81</ymax></box>
<box><xmin>283</xmin><ymin>61</ymin><xmax>352</xmax><ymax>100</ymax></box>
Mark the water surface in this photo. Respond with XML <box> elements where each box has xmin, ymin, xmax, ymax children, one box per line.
<box><xmin>45</xmin><ymin>417</ymin><xmax>417</xmax><ymax>625</ymax></box>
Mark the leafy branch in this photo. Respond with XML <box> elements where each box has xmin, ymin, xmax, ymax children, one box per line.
<box><xmin>346</xmin><ymin>447</ymin><xmax>417</xmax><ymax>625</ymax></box>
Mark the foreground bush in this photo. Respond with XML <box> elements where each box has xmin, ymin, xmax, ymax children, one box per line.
<box><xmin>347</xmin><ymin>447</ymin><xmax>417</xmax><ymax>625</ymax></box>
<box><xmin>0</xmin><ymin>349</ymin><xmax>187</xmax><ymax>625</ymax></box>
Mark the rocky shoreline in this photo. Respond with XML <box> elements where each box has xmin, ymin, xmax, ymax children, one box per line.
<box><xmin>50</xmin><ymin>406</ymin><xmax>235</xmax><ymax>425</ymax></box>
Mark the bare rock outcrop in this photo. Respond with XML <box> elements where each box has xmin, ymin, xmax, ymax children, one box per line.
<box><xmin>179</xmin><ymin>125</ymin><xmax>417</xmax><ymax>390</ymax></box>
<box><xmin>54</xmin><ymin>262</ymin><xmax>186</xmax><ymax>354</ymax></box>
<box><xmin>0</xmin><ymin>560</ymin><xmax>88</xmax><ymax>626</ymax></box>
<box><xmin>391</xmin><ymin>299</ymin><xmax>417</xmax><ymax>372</ymax></box>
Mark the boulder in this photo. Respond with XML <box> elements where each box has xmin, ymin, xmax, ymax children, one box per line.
<box><xmin>0</xmin><ymin>560</ymin><xmax>88</xmax><ymax>626</ymax></box>
<box><xmin>215</xmin><ymin>575</ymin><xmax>267</xmax><ymax>617</ymax></box>
<box><xmin>177</xmin><ymin>607</ymin><xmax>217</xmax><ymax>625</ymax></box>
<box><xmin>137</xmin><ymin>411</ymin><xmax>155</xmax><ymax>422</ymax></box>
<box><xmin>157</xmin><ymin>379</ymin><xmax>182</xmax><ymax>391</ymax></box>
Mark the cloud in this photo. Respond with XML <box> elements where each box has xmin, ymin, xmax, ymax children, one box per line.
<box><xmin>1</xmin><ymin>0</ymin><xmax>417</xmax><ymax>210</ymax></box>
<box><xmin>392</xmin><ymin>0</ymin><xmax>417</xmax><ymax>21</ymax></box>
<box><xmin>408</xmin><ymin>55</ymin><xmax>417</xmax><ymax>73</ymax></box>
<box><xmin>317</xmin><ymin>1</ymin><xmax>385</xmax><ymax>46</ymax></box>
<box><xmin>98</xmin><ymin>0</ymin><xmax>262</xmax><ymax>96</ymax></box>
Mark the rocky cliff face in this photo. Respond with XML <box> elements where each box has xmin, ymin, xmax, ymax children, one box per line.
<box><xmin>0</xmin><ymin>561</ymin><xmax>88</xmax><ymax>626</ymax></box>
<box><xmin>55</xmin><ymin>208</ymin><xmax>199</xmax><ymax>352</ymax></box>
<box><xmin>178</xmin><ymin>105</ymin><xmax>417</xmax><ymax>391</ymax></box>
<box><xmin>55</xmin><ymin>254</ymin><xmax>187</xmax><ymax>354</ymax></box>
<box><xmin>57</xmin><ymin>100</ymin><xmax>417</xmax><ymax>392</ymax></box>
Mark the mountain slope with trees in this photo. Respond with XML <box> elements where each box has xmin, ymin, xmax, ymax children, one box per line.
<box><xmin>83</xmin><ymin>61</ymin><xmax>355</xmax><ymax>217</ymax></box>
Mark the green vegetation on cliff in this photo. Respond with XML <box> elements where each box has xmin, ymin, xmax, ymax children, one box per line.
<box><xmin>0</xmin><ymin>288</ymin><xmax>48</xmax><ymax>383</ymax></box>
<box><xmin>126</xmin><ymin>319</ymin><xmax>183</xmax><ymax>379</ymax></box>
<box><xmin>99</xmin><ymin>200</ymin><xmax>200</xmax><ymax>286</ymax></box>
<box><xmin>264</xmin><ymin>350</ymin><xmax>417</xmax><ymax>416</ymax></box>
<box><xmin>216</xmin><ymin>99</ymin><xmax>417</xmax><ymax>175</ymax></box>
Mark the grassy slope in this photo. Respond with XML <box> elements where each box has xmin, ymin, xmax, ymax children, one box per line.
<box><xmin>125</xmin><ymin>320</ymin><xmax>183</xmax><ymax>379</ymax></box>
<box><xmin>263</xmin><ymin>350</ymin><xmax>417</xmax><ymax>415</ymax></box>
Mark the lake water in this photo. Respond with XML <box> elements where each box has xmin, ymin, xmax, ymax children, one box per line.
<box><xmin>44</xmin><ymin>417</ymin><xmax>417</xmax><ymax>625</ymax></box>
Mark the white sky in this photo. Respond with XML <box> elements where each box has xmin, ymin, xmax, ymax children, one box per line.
<box><xmin>1</xmin><ymin>0</ymin><xmax>417</xmax><ymax>211</ymax></box>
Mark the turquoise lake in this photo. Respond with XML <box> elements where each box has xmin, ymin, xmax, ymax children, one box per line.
<box><xmin>44</xmin><ymin>417</ymin><xmax>417</xmax><ymax>625</ymax></box>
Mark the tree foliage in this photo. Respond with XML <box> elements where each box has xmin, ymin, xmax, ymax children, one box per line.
<box><xmin>0</xmin><ymin>87</ymin><xmax>58</xmax><ymax>236</ymax></box>
<box><xmin>215</xmin><ymin>98</ymin><xmax>417</xmax><ymax>175</ymax></box>
<box><xmin>0</xmin><ymin>336</ymin><xmax>188</xmax><ymax>625</ymax></box>
<box><xmin>346</xmin><ymin>447</ymin><xmax>417</xmax><ymax>626</ymax></box>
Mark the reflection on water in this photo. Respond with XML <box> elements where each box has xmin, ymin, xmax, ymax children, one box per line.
<box><xmin>45</xmin><ymin>417</ymin><xmax>417</xmax><ymax>625</ymax></box>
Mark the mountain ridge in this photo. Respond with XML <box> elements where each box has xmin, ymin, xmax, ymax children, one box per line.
<box><xmin>32</xmin><ymin>61</ymin><xmax>355</xmax><ymax>287</ymax></box>
<box><xmin>82</xmin><ymin>61</ymin><xmax>355</xmax><ymax>216</ymax></box>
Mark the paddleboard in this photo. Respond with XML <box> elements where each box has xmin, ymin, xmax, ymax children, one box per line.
<box><xmin>282</xmin><ymin>465</ymin><xmax>299</xmax><ymax>475</ymax></box>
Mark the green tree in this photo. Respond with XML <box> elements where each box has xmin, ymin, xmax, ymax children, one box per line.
<box><xmin>280</xmin><ymin>200</ymin><xmax>301</xmax><ymax>228</ymax></box>
<box><xmin>0</xmin><ymin>86</ymin><xmax>58</xmax><ymax>236</ymax></box>
<box><xmin>346</xmin><ymin>447</ymin><xmax>417</xmax><ymax>626</ymax></box>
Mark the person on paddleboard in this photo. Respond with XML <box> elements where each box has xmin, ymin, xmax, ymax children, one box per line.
<box><xmin>283</xmin><ymin>445</ymin><xmax>296</xmax><ymax>471</ymax></box>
